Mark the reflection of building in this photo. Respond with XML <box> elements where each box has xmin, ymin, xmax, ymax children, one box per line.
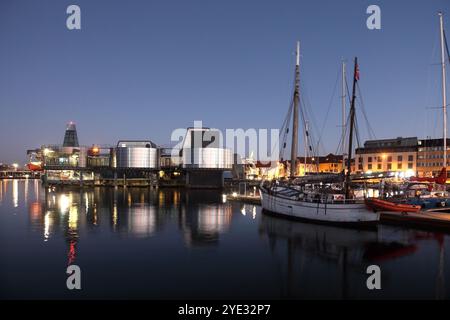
<box><xmin>355</xmin><ymin>137</ymin><xmax>417</xmax><ymax>175</ymax></box>
<box><xmin>179</xmin><ymin>191</ymin><xmax>232</xmax><ymax>246</ymax></box>
<box><xmin>416</xmin><ymin>138</ymin><xmax>450</xmax><ymax>177</ymax></box>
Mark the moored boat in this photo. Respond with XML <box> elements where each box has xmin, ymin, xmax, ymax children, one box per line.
<box><xmin>260</xmin><ymin>183</ymin><xmax>379</xmax><ymax>225</ymax></box>
<box><xmin>365</xmin><ymin>198</ymin><xmax>421</xmax><ymax>213</ymax></box>
<box><xmin>259</xmin><ymin>43</ymin><xmax>379</xmax><ymax>226</ymax></box>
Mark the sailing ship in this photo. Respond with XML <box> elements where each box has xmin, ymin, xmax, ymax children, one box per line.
<box><xmin>260</xmin><ymin>42</ymin><xmax>379</xmax><ymax>225</ymax></box>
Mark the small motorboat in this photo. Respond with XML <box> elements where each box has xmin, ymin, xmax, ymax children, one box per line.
<box><xmin>365</xmin><ymin>198</ymin><xmax>421</xmax><ymax>213</ymax></box>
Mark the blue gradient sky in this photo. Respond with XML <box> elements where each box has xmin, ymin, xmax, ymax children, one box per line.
<box><xmin>0</xmin><ymin>0</ymin><xmax>449</xmax><ymax>164</ymax></box>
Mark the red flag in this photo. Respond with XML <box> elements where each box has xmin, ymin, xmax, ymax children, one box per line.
<box><xmin>355</xmin><ymin>63</ymin><xmax>360</xmax><ymax>81</ymax></box>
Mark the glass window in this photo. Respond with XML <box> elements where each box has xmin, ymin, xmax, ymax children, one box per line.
<box><xmin>398</xmin><ymin>163</ymin><xmax>402</xmax><ymax>169</ymax></box>
<box><xmin>408</xmin><ymin>163</ymin><xmax>413</xmax><ymax>169</ymax></box>
<box><xmin>398</xmin><ymin>155</ymin><xmax>402</xmax><ymax>162</ymax></box>
<box><xmin>408</xmin><ymin>155</ymin><xmax>414</xmax><ymax>162</ymax></box>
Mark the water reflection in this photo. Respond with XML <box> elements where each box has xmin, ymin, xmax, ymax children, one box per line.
<box><xmin>27</xmin><ymin>187</ymin><xmax>235</xmax><ymax>263</ymax></box>
<box><xmin>0</xmin><ymin>180</ymin><xmax>442</xmax><ymax>298</ymax></box>
<box><xmin>258</xmin><ymin>214</ymin><xmax>448</xmax><ymax>299</ymax></box>
<box><xmin>12</xmin><ymin>180</ymin><xmax>18</xmax><ymax>208</ymax></box>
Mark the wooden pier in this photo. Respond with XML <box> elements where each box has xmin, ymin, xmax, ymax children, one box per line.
<box><xmin>379</xmin><ymin>210</ymin><xmax>450</xmax><ymax>232</ymax></box>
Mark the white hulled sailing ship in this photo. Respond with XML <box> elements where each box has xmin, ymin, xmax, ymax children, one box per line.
<box><xmin>259</xmin><ymin>42</ymin><xmax>379</xmax><ymax>225</ymax></box>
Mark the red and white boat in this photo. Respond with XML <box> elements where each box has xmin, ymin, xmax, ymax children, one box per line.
<box><xmin>365</xmin><ymin>198</ymin><xmax>421</xmax><ymax>213</ymax></box>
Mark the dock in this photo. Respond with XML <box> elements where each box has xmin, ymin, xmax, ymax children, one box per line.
<box><xmin>380</xmin><ymin>210</ymin><xmax>450</xmax><ymax>232</ymax></box>
<box><xmin>226</xmin><ymin>194</ymin><xmax>261</xmax><ymax>205</ymax></box>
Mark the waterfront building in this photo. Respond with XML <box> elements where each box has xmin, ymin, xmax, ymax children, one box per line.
<box><xmin>296</xmin><ymin>153</ymin><xmax>344</xmax><ymax>175</ymax></box>
<box><xmin>354</xmin><ymin>137</ymin><xmax>418</xmax><ymax>176</ymax></box>
<box><xmin>416</xmin><ymin>138</ymin><xmax>450</xmax><ymax>177</ymax></box>
<box><xmin>86</xmin><ymin>145</ymin><xmax>114</xmax><ymax>168</ymax></box>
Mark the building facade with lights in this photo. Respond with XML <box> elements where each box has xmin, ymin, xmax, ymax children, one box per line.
<box><xmin>416</xmin><ymin>138</ymin><xmax>450</xmax><ymax>177</ymax></box>
<box><xmin>354</xmin><ymin>137</ymin><xmax>418</xmax><ymax>176</ymax></box>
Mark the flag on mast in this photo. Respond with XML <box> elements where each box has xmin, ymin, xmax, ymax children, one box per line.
<box><xmin>355</xmin><ymin>63</ymin><xmax>360</xmax><ymax>81</ymax></box>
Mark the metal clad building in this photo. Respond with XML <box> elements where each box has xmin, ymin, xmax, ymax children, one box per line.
<box><xmin>181</xmin><ymin>128</ymin><xmax>233</xmax><ymax>169</ymax></box>
<box><xmin>116</xmin><ymin>140</ymin><xmax>159</xmax><ymax>169</ymax></box>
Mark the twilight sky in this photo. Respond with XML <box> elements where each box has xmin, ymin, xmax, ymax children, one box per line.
<box><xmin>0</xmin><ymin>0</ymin><xmax>449</xmax><ymax>164</ymax></box>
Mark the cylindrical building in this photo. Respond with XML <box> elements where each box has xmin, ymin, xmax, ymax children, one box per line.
<box><xmin>116</xmin><ymin>140</ymin><xmax>159</xmax><ymax>169</ymax></box>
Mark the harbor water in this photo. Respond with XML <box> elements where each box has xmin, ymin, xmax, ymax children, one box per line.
<box><xmin>0</xmin><ymin>179</ymin><xmax>449</xmax><ymax>299</ymax></box>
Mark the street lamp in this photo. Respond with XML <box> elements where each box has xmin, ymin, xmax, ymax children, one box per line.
<box><xmin>12</xmin><ymin>163</ymin><xmax>19</xmax><ymax>171</ymax></box>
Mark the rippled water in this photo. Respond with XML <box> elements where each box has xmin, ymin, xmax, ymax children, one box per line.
<box><xmin>0</xmin><ymin>179</ymin><xmax>449</xmax><ymax>299</ymax></box>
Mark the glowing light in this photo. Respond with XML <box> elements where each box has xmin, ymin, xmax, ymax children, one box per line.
<box><xmin>405</xmin><ymin>170</ymin><xmax>415</xmax><ymax>178</ymax></box>
<box><xmin>222</xmin><ymin>194</ymin><xmax>227</xmax><ymax>203</ymax></box>
<box><xmin>113</xmin><ymin>204</ymin><xmax>118</xmax><ymax>228</ymax></box>
<box><xmin>43</xmin><ymin>148</ymin><xmax>53</xmax><ymax>156</ymax></box>
<box><xmin>44</xmin><ymin>212</ymin><xmax>51</xmax><ymax>241</ymax></box>
<box><xmin>59</xmin><ymin>194</ymin><xmax>71</xmax><ymax>214</ymax></box>
<box><xmin>12</xmin><ymin>180</ymin><xmax>18</xmax><ymax>208</ymax></box>
<box><xmin>68</xmin><ymin>206</ymin><xmax>78</xmax><ymax>230</ymax></box>
<box><xmin>232</xmin><ymin>192</ymin><xmax>238</xmax><ymax>197</ymax></box>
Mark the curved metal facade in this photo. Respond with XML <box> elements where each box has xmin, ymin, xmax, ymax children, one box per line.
<box><xmin>116</xmin><ymin>142</ymin><xmax>159</xmax><ymax>169</ymax></box>
<box><xmin>182</xmin><ymin>148</ymin><xmax>233</xmax><ymax>169</ymax></box>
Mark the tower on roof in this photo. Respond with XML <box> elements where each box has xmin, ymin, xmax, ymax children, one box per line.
<box><xmin>63</xmin><ymin>121</ymin><xmax>79</xmax><ymax>147</ymax></box>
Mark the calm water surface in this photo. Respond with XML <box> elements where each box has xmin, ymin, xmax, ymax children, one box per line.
<box><xmin>0</xmin><ymin>179</ymin><xmax>449</xmax><ymax>299</ymax></box>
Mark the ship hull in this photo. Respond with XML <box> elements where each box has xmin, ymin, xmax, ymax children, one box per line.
<box><xmin>260</xmin><ymin>188</ymin><xmax>379</xmax><ymax>226</ymax></box>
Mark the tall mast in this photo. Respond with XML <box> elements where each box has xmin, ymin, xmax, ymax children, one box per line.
<box><xmin>439</xmin><ymin>12</ymin><xmax>448</xmax><ymax>170</ymax></box>
<box><xmin>345</xmin><ymin>57</ymin><xmax>358</xmax><ymax>199</ymax></box>
<box><xmin>341</xmin><ymin>60</ymin><xmax>346</xmax><ymax>169</ymax></box>
<box><xmin>290</xmin><ymin>41</ymin><xmax>300</xmax><ymax>178</ymax></box>
<box><xmin>304</xmin><ymin>120</ymin><xmax>308</xmax><ymax>174</ymax></box>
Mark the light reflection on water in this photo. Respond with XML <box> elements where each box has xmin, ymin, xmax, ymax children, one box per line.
<box><xmin>0</xmin><ymin>179</ymin><xmax>449</xmax><ymax>299</ymax></box>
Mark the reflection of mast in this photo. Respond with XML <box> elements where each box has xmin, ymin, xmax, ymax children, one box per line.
<box><xmin>286</xmin><ymin>238</ymin><xmax>294</xmax><ymax>298</ymax></box>
<box><xmin>435</xmin><ymin>235</ymin><xmax>445</xmax><ymax>300</ymax></box>
<box><xmin>338</xmin><ymin>247</ymin><xmax>348</xmax><ymax>299</ymax></box>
